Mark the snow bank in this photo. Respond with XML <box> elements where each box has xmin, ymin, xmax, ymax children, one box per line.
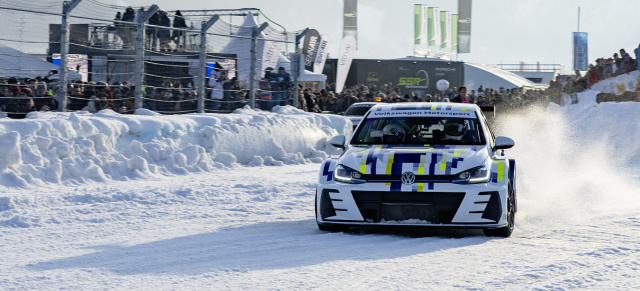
<box><xmin>590</xmin><ymin>70</ymin><xmax>640</xmax><ymax>95</ymax></box>
<box><xmin>0</xmin><ymin>105</ymin><xmax>351</xmax><ymax>188</ymax></box>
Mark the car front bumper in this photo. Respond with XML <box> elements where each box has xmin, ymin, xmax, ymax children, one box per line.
<box><xmin>316</xmin><ymin>182</ymin><xmax>508</xmax><ymax>228</ymax></box>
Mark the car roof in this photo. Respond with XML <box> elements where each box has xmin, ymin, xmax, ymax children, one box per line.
<box><xmin>369</xmin><ymin>102</ymin><xmax>480</xmax><ymax>113</ymax></box>
<box><xmin>347</xmin><ymin>102</ymin><xmax>380</xmax><ymax>107</ymax></box>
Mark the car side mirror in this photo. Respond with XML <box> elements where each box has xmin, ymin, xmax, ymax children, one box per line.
<box><xmin>494</xmin><ymin>136</ymin><xmax>515</xmax><ymax>150</ymax></box>
<box><xmin>329</xmin><ymin>135</ymin><xmax>346</xmax><ymax>150</ymax></box>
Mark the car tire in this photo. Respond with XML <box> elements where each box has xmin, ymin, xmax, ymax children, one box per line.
<box><xmin>483</xmin><ymin>162</ymin><xmax>516</xmax><ymax>237</ymax></box>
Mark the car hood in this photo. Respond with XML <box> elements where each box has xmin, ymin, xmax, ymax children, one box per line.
<box><xmin>339</xmin><ymin>144</ymin><xmax>489</xmax><ymax>175</ymax></box>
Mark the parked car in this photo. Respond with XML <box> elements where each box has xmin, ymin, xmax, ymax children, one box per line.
<box><xmin>343</xmin><ymin>102</ymin><xmax>379</xmax><ymax>129</ymax></box>
<box><xmin>316</xmin><ymin>102</ymin><xmax>517</xmax><ymax>237</ymax></box>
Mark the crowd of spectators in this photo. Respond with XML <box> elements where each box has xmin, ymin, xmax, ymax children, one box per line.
<box><xmin>5</xmin><ymin>42</ymin><xmax>640</xmax><ymax>119</ymax></box>
<box><xmin>0</xmin><ymin>69</ymin><xmax>547</xmax><ymax>119</ymax></box>
<box><xmin>550</xmin><ymin>47</ymin><xmax>640</xmax><ymax>98</ymax></box>
<box><xmin>295</xmin><ymin>46</ymin><xmax>640</xmax><ymax>113</ymax></box>
<box><xmin>0</xmin><ymin>71</ymin><xmax>212</xmax><ymax>118</ymax></box>
<box><xmin>0</xmin><ymin>75</ymin><xmax>58</xmax><ymax>119</ymax></box>
<box><xmin>258</xmin><ymin>66</ymin><xmax>293</xmax><ymax>110</ymax></box>
<box><xmin>293</xmin><ymin>82</ymin><xmax>548</xmax><ymax>114</ymax></box>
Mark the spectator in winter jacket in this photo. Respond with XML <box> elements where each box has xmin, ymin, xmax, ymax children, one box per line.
<box><xmin>120</xmin><ymin>7</ymin><xmax>135</xmax><ymax>47</ymax></box>
<box><xmin>613</xmin><ymin>53</ymin><xmax>622</xmax><ymax>76</ymax></box>
<box><xmin>586</xmin><ymin>65</ymin><xmax>601</xmax><ymax>88</ymax></box>
<box><xmin>451</xmin><ymin>86</ymin><xmax>470</xmax><ymax>103</ymax></box>
<box><xmin>602</xmin><ymin>58</ymin><xmax>614</xmax><ymax>79</ymax></box>
<box><xmin>623</xmin><ymin>53</ymin><xmax>636</xmax><ymax>74</ymax></box>
<box><xmin>172</xmin><ymin>10</ymin><xmax>188</xmax><ymax>51</ymax></box>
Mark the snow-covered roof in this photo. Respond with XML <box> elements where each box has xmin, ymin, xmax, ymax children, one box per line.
<box><xmin>464</xmin><ymin>62</ymin><xmax>547</xmax><ymax>90</ymax></box>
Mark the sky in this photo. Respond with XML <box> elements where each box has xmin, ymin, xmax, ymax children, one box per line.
<box><xmin>2</xmin><ymin>81</ymin><xmax>640</xmax><ymax>288</ymax></box>
<box><xmin>117</xmin><ymin>0</ymin><xmax>640</xmax><ymax>74</ymax></box>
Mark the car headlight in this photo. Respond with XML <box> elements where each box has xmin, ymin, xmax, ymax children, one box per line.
<box><xmin>334</xmin><ymin>165</ymin><xmax>366</xmax><ymax>184</ymax></box>
<box><xmin>452</xmin><ymin>159</ymin><xmax>491</xmax><ymax>184</ymax></box>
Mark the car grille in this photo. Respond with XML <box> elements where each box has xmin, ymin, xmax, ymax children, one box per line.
<box><xmin>351</xmin><ymin>191</ymin><xmax>465</xmax><ymax>223</ymax></box>
<box><xmin>362</xmin><ymin>174</ymin><xmax>455</xmax><ymax>183</ymax></box>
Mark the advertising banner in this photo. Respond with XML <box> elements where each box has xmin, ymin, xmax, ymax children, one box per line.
<box><xmin>451</xmin><ymin>14</ymin><xmax>458</xmax><ymax>52</ymax></box>
<box><xmin>428</xmin><ymin>7</ymin><xmax>441</xmax><ymax>47</ymax></box>
<box><xmin>335</xmin><ymin>35</ymin><xmax>357</xmax><ymax>93</ymax></box>
<box><xmin>414</xmin><ymin>4</ymin><xmax>421</xmax><ymax>45</ymax></box>
<box><xmin>261</xmin><ymin>30</ymin><xmax>286</xmax><ymax>74</ymax></box>
<box><xmin>303</xmin><ymin>29</ymin><xmax>321</xmax><ymax>72</ymax></box>
<box><xmin>313</xmin><ymin>34</ymin><xmax>331</xmax><ymax>74</ymax></box>
<box><xmin>573</xmin><ymin>32</ymin><xmax>588</xmax><ymax>71</ymax></box>
<box><xmin>457</xmin><ymin>0</ymin><xmax>472</xmax><ymax>53</ymax></box>
<box><xmin>343</xmin><ymin>0</ymin><xmax>357</xmax><ymax>46</ymax></box>
<box><xmin>414</xmin><ymin>5</ymin><xmax>429</xmax><ymax>45</ymax></box>
<box><xmin>351</xmin><ymin>60</ymin><xmax>463</xmax><ymax>97</ymax></box>
<box><xmin>441</xmin><ymin>11</ymin><xmax>452</xmax><ymax>49</ymax></box>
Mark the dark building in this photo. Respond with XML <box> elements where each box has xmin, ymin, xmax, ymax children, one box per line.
<box><xmin>323</xmin><ymin>58</ymin><xmax>464</xmax><ymax>96</ymax></box>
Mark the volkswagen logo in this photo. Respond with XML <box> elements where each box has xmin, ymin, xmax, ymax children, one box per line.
<box><xmin>401</xmin><ymin>172</ymin><xmax>416</xmax><ymax>185</ymax></box>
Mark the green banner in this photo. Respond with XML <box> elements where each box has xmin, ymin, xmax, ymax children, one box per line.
<box><xmin>414</xmin><ymin>4</ymin><xmax>421</xmax><ymax>45</ymax></box>
<box><xmin>440</xmin><ymin>11</ymin><xmax>446</xmax><ymax>49</ymax></box>
<box><xmin>428</xmin><ymin>8</ymin><xmax>435</xmax><ymax>46</ymax></box>
<box><xmin>452</xmin><ymin>14</ymin><xmax>458</xmax><ymax>51</ymax></box>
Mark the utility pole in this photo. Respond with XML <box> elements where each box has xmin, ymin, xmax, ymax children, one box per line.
<box><xmin>58</xmin><ymin>0</ymin><xmax>82</xmax><ymax>112</ymax></box>
<box><xmin>577</xmin><ymin>7</ymin><xmax>581</xmax><ymax>33</ymax></box>
<box><xmin>198</xmin><ymin>15</ymin><xmax>220</xmax><ymax>113</ymax></box>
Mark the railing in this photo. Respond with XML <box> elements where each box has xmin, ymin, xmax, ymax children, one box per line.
<box><xmin>491</xmin><ymin>63</ymin><xmax>564</xmax><ymax>73</ymax></box>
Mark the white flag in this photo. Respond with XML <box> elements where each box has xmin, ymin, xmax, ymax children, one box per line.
<box><xmin>432</xmin><ymin>8</ymin><xmax>441</xmax><ymax>47</ymax></box>
<box><xmin>314</xmin><ymin>34</ymin><xmax>331</xmax><ymax>74</ymax></box>
<box><xmin>335</xmin><ymin>35</ymin><xmax>356</xmax><ymax>94</ymax></box>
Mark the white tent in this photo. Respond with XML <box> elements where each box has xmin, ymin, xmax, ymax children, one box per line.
<box><xmin>0</xmin><ymin>44</ymin><xmax>80</xmax><ymax>80</ymax></box>
<box><xmin>275</xmin><ymin>54</ymin><xmax>326</xmax><ymax>88</ymax></box>
<box><xmin>219</xmin><ymin>14</ymin><xmax>285</xmax><ymax>87</ymax></box>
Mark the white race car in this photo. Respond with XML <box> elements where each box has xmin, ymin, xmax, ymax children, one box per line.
<box><xmin>316</xmin><ymin>102</ymin><xmax>517</xmax><ymax>237</ymax></box>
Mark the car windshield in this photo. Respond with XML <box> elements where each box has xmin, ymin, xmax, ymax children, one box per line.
<box><xmin>344</xmin><ymin>105</ymin><xmax>375</xmax><ymax>116</ymax></box>
<box><xmin>351</xmin><ymin>116</ymin><xmax>486</xmax><ymax>145</ymax></box>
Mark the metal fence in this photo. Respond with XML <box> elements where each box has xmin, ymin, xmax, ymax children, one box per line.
<box><xmin>0</xmin><ymin>0</ymin><xmax>307</xmax><ymax>117</ymax></box>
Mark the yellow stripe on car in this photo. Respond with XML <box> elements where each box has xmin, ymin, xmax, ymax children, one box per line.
<box><xmin>386</xmin><ymin>153</ymin><xmax>394</xmax><ymax>175</ymax></box>
<box><xmin>440</xmin><ymin>153</ymin><xmax>448</xmax><ymax>171</ymax></box>
<box><xmin>418</xmin><ymin>154</ymin><xmax>426</xmax><ymax>175</ymax></box>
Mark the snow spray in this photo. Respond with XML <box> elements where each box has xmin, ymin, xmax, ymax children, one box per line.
<box><xmin>493</xmin><ymin>104</ymin><xmax>640</xmax><ymax>230</ymax></box>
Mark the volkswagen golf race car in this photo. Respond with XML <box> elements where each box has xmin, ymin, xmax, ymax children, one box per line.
<box><xmin>316</xmin><ymin>102</ymin><xmax>517</xmax><ymax>237</ymax></box>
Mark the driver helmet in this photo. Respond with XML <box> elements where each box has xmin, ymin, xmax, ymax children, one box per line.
<box><xmin>443</xmin><ymin>119</ymin><xmax>468</xmax><ymax>140</ymax></box>
<box><xmin>382</xmin><ymin>123</ymin><xmax>405</xmax><ymax>142</ymax></box>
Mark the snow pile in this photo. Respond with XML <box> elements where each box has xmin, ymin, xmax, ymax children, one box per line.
<box><xmin>0</xmin><ymin>105</ymin><xmax>351</xmax><ymax>188</ymax></box>
<box><xmin>496</xmin><ymin>91</ymin><xmax>640</xmax><ymax>228</ymax></box>
<box><xmin>590</xmin><ymin>70</ymin><xmax>640</xmax><ymax>95</ymax></box>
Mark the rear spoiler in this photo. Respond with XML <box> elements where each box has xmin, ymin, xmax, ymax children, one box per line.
<box><xmin>480</xmin><ymin>106</ymin><xmax>495</xmax><ymax>118</ymax></box>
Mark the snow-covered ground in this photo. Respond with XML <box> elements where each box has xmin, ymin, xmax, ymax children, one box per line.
<box><xmin>2</xmin><ymin>97</ymin><xmax>640</xmax><ymax>290</ymax></box>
